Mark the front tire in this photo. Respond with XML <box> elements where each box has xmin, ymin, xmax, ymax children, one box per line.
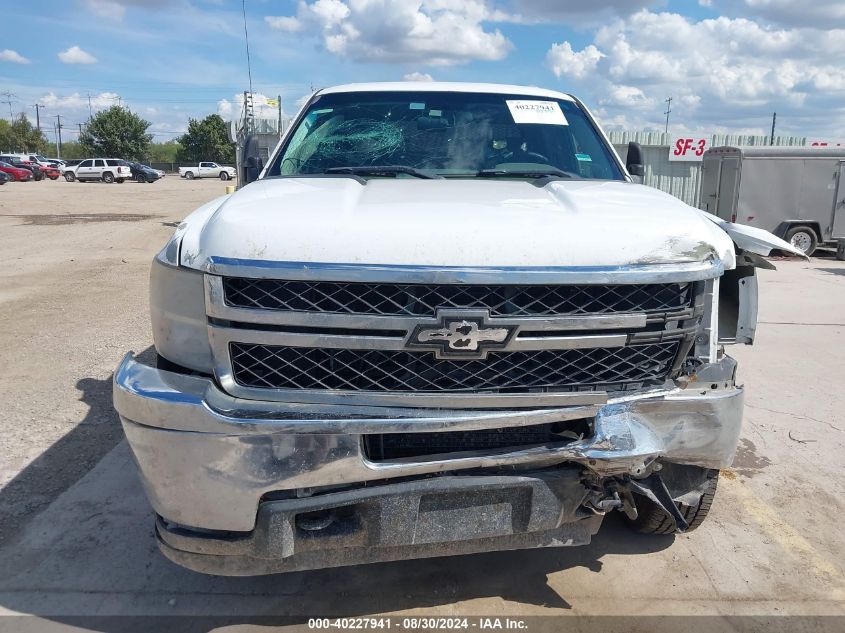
<box><xmin>627</xmin><ymin>469</ymin><xmax>719</xmax><ymax>534</ymax></box>
<box><xmin>64</xmin><ymin>172</ymin><xmax>76</xmax><ymax>182</ymax></box>
<box><xmin>185</xmin><ymin>171</ymin><xmax>195</xmax><ymax>180</ymax></box>
<box><xmin>219</xmin><ymin>171</ymin><xmax>229</xmax><ymax>181</ymax></box>
<box><xmin>785</xmin><ymin>226</ymin><xmax>818</xmax><ymax>257</ymax></box>
<box><xmin>102</xmin><ymin>172</ymin><xmax>115</xmax><ymax>184</ymax></box>
<box><xmin>116</xmin><ymin>178</ymin><xmax>125</xmax><ymax>184</ymax></box>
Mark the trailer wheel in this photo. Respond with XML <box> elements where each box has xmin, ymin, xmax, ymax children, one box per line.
<box><xmin>785</xmin><ymin>226</ymin><xmax>818</xmax><ymax>256</ymax></box>
<box><xmin>626</xmin><ymin>469</ymin><xmax>719</xmax><ymax>535</ymax></box>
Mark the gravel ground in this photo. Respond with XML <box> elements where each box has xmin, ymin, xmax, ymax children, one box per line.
<box><xmin>0</xmin><ymin>177</ymin><xmax>843</xmax><ymax>627</ymax></box>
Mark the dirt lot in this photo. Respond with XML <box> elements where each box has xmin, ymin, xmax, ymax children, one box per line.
<box><xmin>0</xmin><ymin>177</ymin><xmax>843</xmax><ymax>626</ymax></box>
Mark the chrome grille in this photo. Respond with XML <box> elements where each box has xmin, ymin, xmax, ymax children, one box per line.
<box><xmin>229</xmin><ymin>342</ymin><xmax>680</xmax><ymax>393</ymax></box>
<box><xmin>222</xmin><ymin>278</ymin><xmax>692</xmax><ymax>317</ymax></box>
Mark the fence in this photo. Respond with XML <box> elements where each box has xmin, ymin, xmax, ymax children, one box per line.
<box><xmin>608</xmin><ymin>131</ymin><xmax>808</xmax><ymax>206</ymax></box>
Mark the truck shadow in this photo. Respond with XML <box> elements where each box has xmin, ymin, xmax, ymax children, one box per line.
<box><xmin>0</xmin><ymin>347</ymin><xmax>156</xmax><ymax>548</ymax></box>
<box><xmin>0</xmin><ymin>347</ymin><xmax>675</xmax><ymax>631</ymax></box>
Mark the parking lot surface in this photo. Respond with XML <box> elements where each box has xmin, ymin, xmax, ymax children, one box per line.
<box><xmin>0</xmin><ymin>178</ymin><xmax>843</xmax><ymax>624</ymax></box>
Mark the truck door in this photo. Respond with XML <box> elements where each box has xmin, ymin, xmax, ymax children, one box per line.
<box><xmin>716</xmin><ymin>158</ymin><xmax>740</xmax><ymax>221</ymax></box>
<box><xmin>833</xmin><ymin>161</ymin><xmax>845</xmax><ymax>240</ymax></box>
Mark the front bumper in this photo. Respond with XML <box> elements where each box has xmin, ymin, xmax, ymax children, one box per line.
<box><xmin>114</xmin><ymin>352</ymin><xmax>743</xmax><ymax>534</ymax></box>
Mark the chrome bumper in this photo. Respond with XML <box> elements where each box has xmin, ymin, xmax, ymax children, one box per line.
<box><xmin>114</xmin><ymin>352</ymin><xmax>743</xmax><ymax>532</ymax></box>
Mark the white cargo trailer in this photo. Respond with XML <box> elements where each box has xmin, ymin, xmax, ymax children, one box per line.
<box><xmin>699</xmin><ymin>146</ymin><xmax>845</xmax><ymax>255</ymax></box>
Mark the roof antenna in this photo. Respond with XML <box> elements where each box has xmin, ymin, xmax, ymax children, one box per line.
<box><xmin>242</xmin><ymin>0</ymin><xmax>254</xmax><ymax>97</ymax></box>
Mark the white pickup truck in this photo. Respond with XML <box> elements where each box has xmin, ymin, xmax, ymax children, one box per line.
<box><xmin>178</xmin><ymin>161</ymin><xmax>235</xmax><ymax>181</ymax></box>
<box><xmin>114</xmin><ymin>82</ymin><xmax>805</xmax><ymax>576</ymax></box>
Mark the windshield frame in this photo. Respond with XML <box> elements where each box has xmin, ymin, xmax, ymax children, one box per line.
<box><xmin>263</xmin><ymin>89</ymin><xmax>628</xmax><ymax>182</ymax></box>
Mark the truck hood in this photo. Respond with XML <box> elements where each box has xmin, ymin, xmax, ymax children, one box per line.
<box><xmin>180</xmin><ymin>177</ymin><xmax>739</xmax><ymax>271</ymax></box>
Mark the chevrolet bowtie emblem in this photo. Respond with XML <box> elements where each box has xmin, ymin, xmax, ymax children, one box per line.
<box><xmin>407</xmin><ymin>310</ymin><xmax>516</xmax><ymax>360</ymax></box>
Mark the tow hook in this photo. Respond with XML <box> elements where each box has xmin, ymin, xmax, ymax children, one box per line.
<box><xmin>627</xmin><ymin>474</ymin><xmax>690</xmax><ymax>532</ymax></box>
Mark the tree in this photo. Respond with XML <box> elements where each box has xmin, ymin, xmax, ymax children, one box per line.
<box><xmin>147</xmin><ymin>140</ymin><xmax>181</xmax><ymax>163</ymax></box>
<box><xmin>0</xmin><ymin>115</ymin><xmax>49</xmax><ymax>153</ymax></box>
<box><xmin>176</xmin><ymin>114</ymin><xmax>234</xmax><ymax>164</ymax></box>
<box><xmin>79</xmin><ymin>106</ymin><xmax>152</xmax><ymax>160</ymax></box>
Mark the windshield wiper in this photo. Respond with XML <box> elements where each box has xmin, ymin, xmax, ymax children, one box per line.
<box><xmin>325</xmin><ymin>165</ymin><xmax>442</xmax><ymax>179</ymax></box>
<box><xmin>476</xmin><ymin>168</ymin><xmax>579</xmax><ymax>180</ymax></box>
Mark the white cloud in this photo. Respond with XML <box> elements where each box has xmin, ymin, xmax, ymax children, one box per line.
<box><xmin>0</xmin><ymin>49</ymin><xmax>30</xmax><ymax>64</ymax></box>
<box><xmin>40</xmin><ymin>91</ymin><xmax>120</xmax><ymax>110</ymax></box>
<box><xmin>216</xmin><ymin>93</ymin><xmax>283</xmax><ymax>121</ymax></box>
<box><xmin>265</xmin><ymin>0</ymin><xmax>513</xmax><ymax>65</ymax></box>
<box><xmin>546</xmin><ymin>42</ymin><xmax>603</xmax><ymax>80</ymax></box>
<box><xmin>546</xmin><ymin>10</ymin><xmax>845</xmax><ymax>135</ymax></box>
<box><xmin>58</xmin><ymin>46</ymin><xmax>98</xmax><ymax>65</ymax></box>
<box><xmin>403</xmin><ymin>71</ymin><xmax>434</xmax><ymax>81</ymax></box>
<box><xmin>512</xmin><ymin>0</ymin><xmax>659</xmax><ymax>25</ymax></box>
<box><xmin>599</xmin><ymin>85</ymin><xmax>654</xmax><ymax>109</ymax></box>
<box><xmin>265</xmin><ymin>15</ymin><xmax>302</xmax><ymax>32</ymax></box>
<box><xmin>734</xmin><ymin>0</ymin><xmax>845</xmax><ymax>28</ymax></box>
<box><xmin>79</xmin><ymin>0</ymin><xmax>169</xmax><ymax>20</ymax></box>
<box><xmin>217</xmin><ymin>98</ymin><xmax>233</xmax><ymax>118</ymax></box>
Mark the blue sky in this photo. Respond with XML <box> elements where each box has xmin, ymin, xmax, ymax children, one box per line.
<box><xmin>2</xmin><ymin>0</ymin><xmax>845</xmax><ymax>142</ymax></box>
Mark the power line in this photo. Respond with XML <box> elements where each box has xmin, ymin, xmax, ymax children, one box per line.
<box><xmin>55</xmin><ymin>114</ymin><xmax>64</xmax><ymax>159</ymax></box>
<box><xmin>31</xmin><ymin>103</ymin><xmax>44</xmax><ymax>132</ymax></box>
<box><xmin>1</xmin><ymin>91</ymin><xmax>16</xmax><ymax>119</ymax></box>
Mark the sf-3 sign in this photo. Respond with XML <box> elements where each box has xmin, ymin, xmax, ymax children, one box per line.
<box><xmin>669</xmin><ymin>137</ymin><xmax>709</xmax><ymax>162</ymax></box>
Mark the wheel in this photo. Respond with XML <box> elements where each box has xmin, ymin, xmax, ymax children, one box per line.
<box><xmin>185</xmin><ymin>171</ymin><xmax>195</xmax><ymax>180</ymax></box>
<box><xmin>785</xmin><ymin>226</ymin><xmax>818</xmax><ymax>256</ymax></box>
<box><xmin>64</xmin><ymin>172</ymin><xmax>76</xmax><ymax>182</ymax></box>
<box><xmin>626</xmin><ymin>469</ymin><xmax>719</xmax><ymax>534</ymax></box>
<box><xmin>102</xmin><ymin>172</ymin><xmax>115</xmax><ymax>183</ymax></box>
<box><xmin>219</xmin><ymin>171</ymin><xmax>229</xmax><ymax>181</ymax></box>
<box><xmin>49</xmin><ymin>175</ymin><xmax>59</xmax><ymax>180</ymax></box>
<box><xmin>116</xmin><ymin>178</ymin><xmax>125</xmax><ymax>184</ymax></box>
<box><xmin>136</xmin><ymin>173</ymin><xmax>145</xmax><ymax>183</ymax></box>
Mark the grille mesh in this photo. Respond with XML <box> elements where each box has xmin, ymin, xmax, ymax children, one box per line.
<box><xmin>229</xmin><ymin>342</ymin><xmax>680</xmax><ymax>393</ymax></box>
<box><xmin>223</xmin><ymin>278</ymin><xmax>692</xmax><ymax>317</ymax></box>
<box><xmin>362</xmin><ymin>423</ymin><xmax>583</xmax><ymax>461</ymax></box>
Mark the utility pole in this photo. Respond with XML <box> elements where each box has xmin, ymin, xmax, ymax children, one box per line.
<box><xmin>770</xmin><ymin>112</ymin><xmax>777</xmax><ymax>145</ymax></box>
<box><xmin>1</xmin><ymin>91</ymin><xmax>16</xmax><ymax>119</ymax></box>
<box><xmin>664</xmin><ymin>96</ymin><xmax>673</xmax><ymax>135</ymax></box>
<box><xmin>277</xmin><ymin>94</ymin><xmax>282</xmax><ymax>138</ymax></box>
<box><xmin>87</xmin><ymin>93</ymin><xmax>93</xmax><ymax>119</ymax></box>
<box><xmin>54</xmin><ymin>114</ymin><xmax>64</xmax><ymax>159</ymax></box>
<box><xmin>31</xmin><ymin>103</ymin><xmax>44</xmax><ymax>132</ymax></box>
<box><xmin>76</xmin><ymin>122</ymin><xmax>84</xmax><ymax>138</ymax></box>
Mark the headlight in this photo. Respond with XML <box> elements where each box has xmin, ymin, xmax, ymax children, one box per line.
<box><xmin>156</xmin><ymin>222</ymin><xmax>188</xmax><ymax>267</ymax></box>
<box><xmin>150</xmin><ymin>256</ymin><xmax>213</xmax><ymax>373</ymax></box>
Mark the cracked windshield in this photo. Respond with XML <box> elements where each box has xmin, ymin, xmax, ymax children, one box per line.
<box><xmin>271</xmin><ymin>91</ymin><xmax>624</xmax><ymax>180</ymax></box>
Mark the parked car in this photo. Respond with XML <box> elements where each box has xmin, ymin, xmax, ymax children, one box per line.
<box><xmin>178</xmin><ymin>162</ymin><xmax>235</xmax><ymax>180</ymax></box>
<box><xmin>0</xmin><ymin>170</ymin><xmax>10</xmax><ymax>185</ymax></box>
<box><xmin>0</xmin><ymin>155</ymin><xmax>43</xmax><ymax>181</ymax></box>
<box><xmin>114</xmin><ymin>81</ymin><xmax>807</xmax><ymax>576</ymax></box>
<box><xmin>128</xmin><ymin>162</ymin><xmax>162</xmax><ymax>183</ymax></box>
<box><xmin>39</xmin><ymin>164</ymin><xmax>61</xmax><ymax>180</ymax></box>
<box><xmin>0</xmin><ymin>160</ymin><xmax>34</xmax><ymax>182</ymax></box>
<box><xmin>63</xmin><ymin>158</ymin><xmax>133</xmax><ymax>183</ymax></box>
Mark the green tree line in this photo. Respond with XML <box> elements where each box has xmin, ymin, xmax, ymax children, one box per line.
<box><xmin>3</xmin><ymin>107</ymin><xmax>234</xmax><ymax>164</ymax></box>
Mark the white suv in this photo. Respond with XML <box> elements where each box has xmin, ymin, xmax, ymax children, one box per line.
<box><xmin>64</xmin><ymin>158</ymin><xmax>133</xmax><ymax>183</ymax></box>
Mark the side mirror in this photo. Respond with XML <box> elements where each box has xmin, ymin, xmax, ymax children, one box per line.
<box><xmin>242</xmin><ymin>134</ymin><xmax>263</xmax><ymax>184</ymax></box>
<box><xmin>625</xmin><ymin>141</ymin><xmax>645</xmax><ymax>177</ymax></box>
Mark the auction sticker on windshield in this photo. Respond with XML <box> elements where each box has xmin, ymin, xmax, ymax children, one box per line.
<box><xmin>506</xmin><ymin>100</ymin><xmax>568</xmax><ymax>125</ymax></box>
